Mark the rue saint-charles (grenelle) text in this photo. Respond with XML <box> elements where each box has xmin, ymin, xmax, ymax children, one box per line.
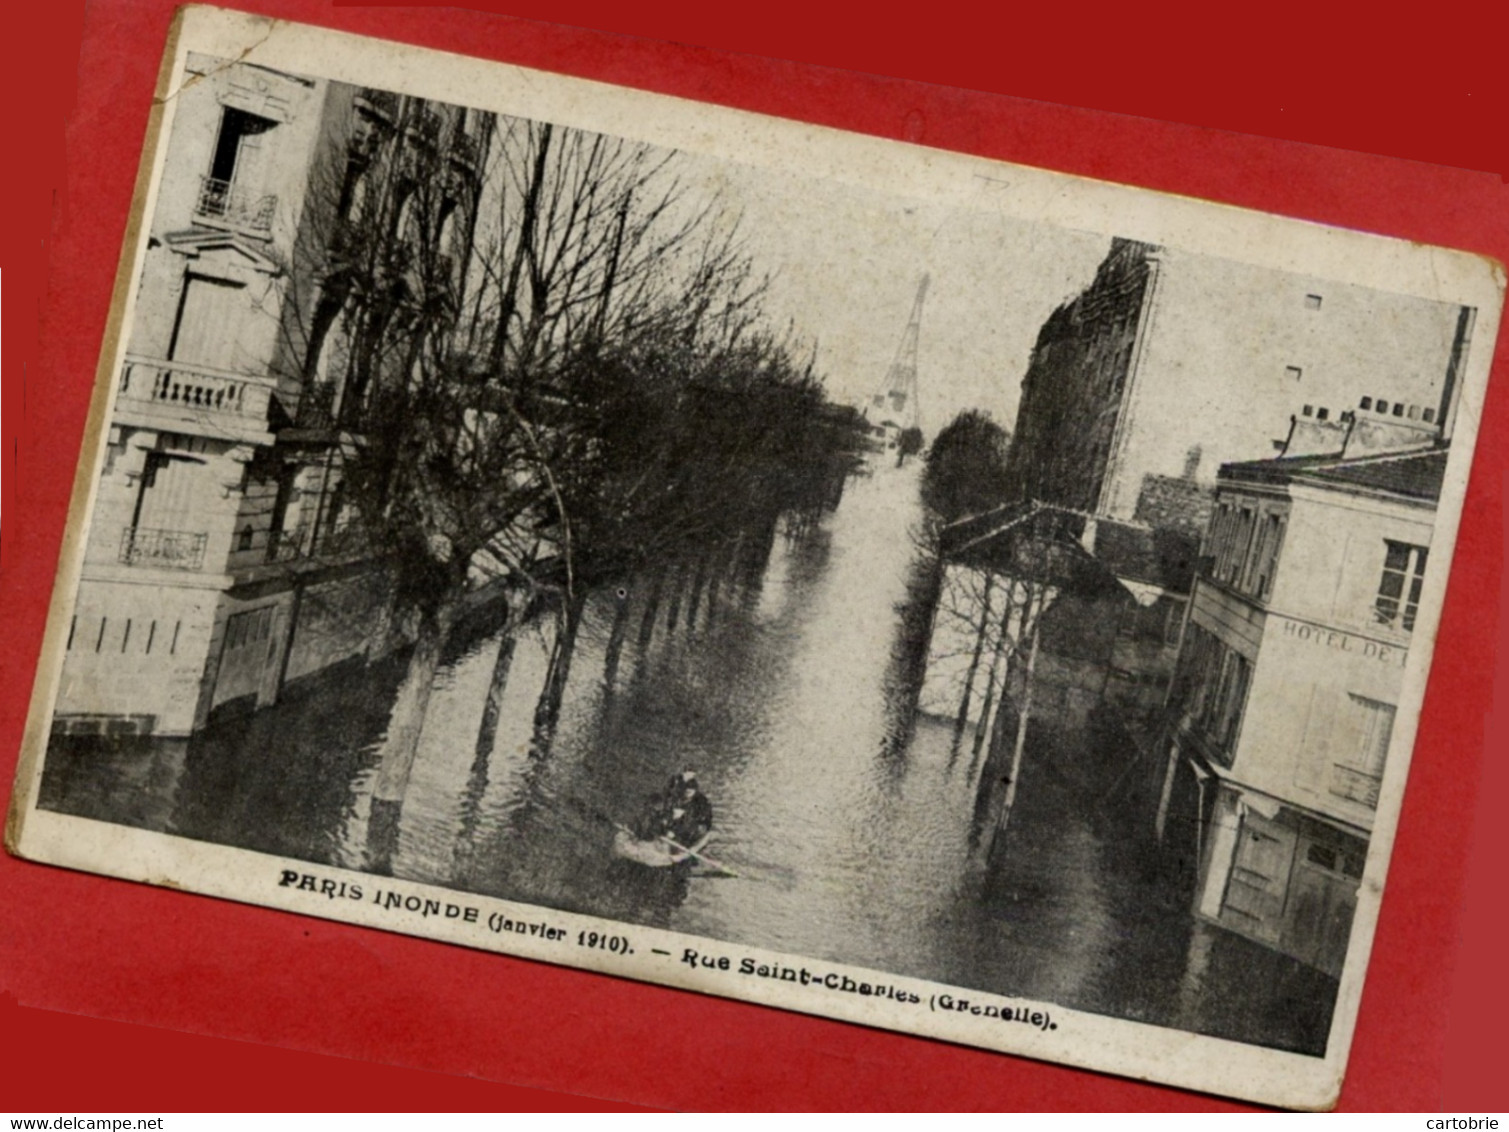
<box><xmin>272</xmin><ymin>868</ymin><xmax>1055</xmax><ymax>1033</ymax></box>
<box><xmin>678</xmin><ymin>947</ymin><xmax>1057</xmax><ymax>1031</ymax></box>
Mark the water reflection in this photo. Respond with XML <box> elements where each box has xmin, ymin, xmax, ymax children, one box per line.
<box><xmin>39</xmin><ymin>461</ymin><xmax>1334</xmax><ymax>1055</ymax></box>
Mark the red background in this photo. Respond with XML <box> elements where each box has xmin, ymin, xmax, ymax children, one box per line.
<box><xmin>2</xmin><ymin>0</ymin><xmax>1507</xmax><ymax>1112</ymax></box>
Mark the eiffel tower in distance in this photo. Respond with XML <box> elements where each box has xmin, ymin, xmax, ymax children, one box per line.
<box><xmin>864</xmin><ymin>273</ymin><xmax>929</xmax><ymax>447</ymax></box>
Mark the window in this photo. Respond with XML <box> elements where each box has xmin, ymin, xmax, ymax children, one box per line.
<box><xmin>168</xmin><ymin>274</ymin><xmax>246</xmax><ymax>370</ymax></box>
<box><xmin>210</xmin><ymin>108</ymin><xmax>275</xmax><ymax>187</ymax></box>
<box><xmin>1306</xmin><ymin>841</ymin><xmax>1364</xmax><ymax>878</ymax></box>
<box><xmin>1238</xmin><ymin>512</ymin><xmax>1266</xmax><ymax>593</ymax></box>
<box><xmin>1206</xmin><ymin>500</ymin><xmax>1281</xmax><ymax>596</ymax></box>
<box><xmin>1304</xmin><ymin>293</ymin><xmax>1323</xmax><ymax>310</ymax></box>
<box><xmin>1175</xmin><ymin>624</ymin><xmax>1252</xmax><ymax>765</ymax></box>
<box><xmin>1241</xmin><ymin>512</ymin><xmax>1287</xmax><ymax>600</ymax></box>
<box><xmin>1302</xmin><ymin>404</ymin><xmax>1314</xmax><ymax>417</ymax></box>
<box><xmin>1212</xmin><ymin>652</ymin><xmax>1252</xmax><ymax>747</ymax></box>
<box><xmin>266</xmin><ymin>468</ymin><xmax>299</xmax><ymax>561</ymax></box>
<box><xmin>1423</xmin><ymin>407</ymin><xmax>1437</xmax><ymax>423</ymax></box>
<box><xmin>1206</xmin><ymin>505</ymin><xmax>1231</xmax><ymax>578</ymax></box>
<box><xmin>1360</xmin><ymin>396</ymin><xmax>1373</xmax><ymax>410</ymax></box>
<box><xmin>1163</xmin><ymin>598</ymin><xmax>1187</xmax><ymax>647</ymax></box>
<box><xmin>1316</xmin><ymin>407</ymin><xmax>1329</xmax><ymax>421</ymax></box>
<box><xmin>199</xmin><ymin>108</ymin><xmax>277</xmax><ymax>228</ymax></box>
<box><xmin>1177</xmin><ymin>624</ymin><xmax>1222</xmax><ymax>725</ymax></box>
<box><xmin>1307</xmin><ymin>843</ymin><xmax>1337</xmax><ymax>870</ymax></box>
<box><xmin>1329</xmin><ymin>694</ymin><xmax>1395</xmax><ymax>808</ymax></box>
<box><xmin>1392</xmin><ymin>402</ymin><xmax>1405</xmax><ymax>417</ymax></box>
<box><xmin>1376</xmin><ymin>399</ymin><xmax>1389</xmax><ymax>414</ymax></box>
<box><xmin>224</xmin><ymin>607</ymin><xmax>275</xmax><ymax>652</ymax></box>
<box><xmin>1375</xmin><ymin>540</ymin><xmax>1428</xmax><ymax>631</ymax></box>
<box><xmin>1203</xmin><ymin>503</ymin><xmax>1230</xmax><ymax>562</ymax></box>
<box><xmin>1217</xmin><ymin>507</ymin><xmax>1256</xmax><ymax>585</ymax></box>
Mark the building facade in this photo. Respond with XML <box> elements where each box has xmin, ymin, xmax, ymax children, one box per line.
<box><xmin>1156</xmin><ymin>442</ymin><xmax>1444</xmax><ymax>977</ymax></box>
<box><xmin>55</xmin><ymin>57</ymin><xmax>490</xmax><ymax>737</ymax></box>
<box><xmin>1004</xmin><ymin>237</ymin><xmax>1473</xmax><ymax>522</ymax></box>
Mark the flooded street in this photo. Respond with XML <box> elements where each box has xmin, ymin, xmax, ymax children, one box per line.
<box><xmin>41</xmin><ymin>461</ymin><xmax>1335</xmax><ymax>1056</ymax></box>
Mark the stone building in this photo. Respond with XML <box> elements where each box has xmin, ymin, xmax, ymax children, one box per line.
<box><xmin>1004</xmin><ymin>237</ymin><xmax>1474</xmax><ymax>521</ymax></box>
<box><xmin>928</xmin><ymin>237</ymin><xmax>1476</xmax><ymax>881</ymax></box>
<box><xmin>1156</xmin><ymin>437</ymin><xmax>1445</xmax><ymax>977</ymax></box>
<box><xmin>55</xmin><ymin>57</ymin><xmax>490</xmax><ymax>736</ymax></box>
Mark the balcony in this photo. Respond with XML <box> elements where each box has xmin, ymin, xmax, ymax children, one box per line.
<box><xmin>266</xmin><ymin>526</ymin><xmax>310</xmax><ymax>563</ymax></box>
<box><xmin>240</xmin><ymin>523</ymin><xmax>369</xmax><ymax>571</ymax></box>
<box><xmin>1328</xmin><ymin>763</ymin><xmax>1381</xmax><ymax>809</ymax></box>
<box><xmin>115</xmin><ymin>356</ymin><xmax>278</xmax><ymax>443</ymax></box>
<box><xmin>119</xmin><ymin>526</ymin><xmax>208</xmax><ymax>571</ymax></box>
<box><xmin>194</xmin><ymin>176</ymin><xmax>276</xmax><ymax>237</ymax></box>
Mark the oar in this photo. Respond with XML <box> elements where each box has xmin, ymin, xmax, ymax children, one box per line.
<box><xmin>615</xmin><ymin>822</ymin><xmax>741</xmax><ymax>878</ymax></box>
<box><xmin>555</xmin><ymin>791</ymin><xmax>757</xmax><ymax>880</ymax></box>
<box><xmin>660</xmin><ymin>832</ymin><xmax>742</xmax><ymax>879</ymax></box>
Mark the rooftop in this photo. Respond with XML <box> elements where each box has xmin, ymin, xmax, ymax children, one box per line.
<box><xmin>1219</xmin><ymin>445</ymin><xmax>1447</xmax><ymax>504</ymax></box>
<box><xmin>1090</xmin><ymin>518</ymin><xmax>1198</xmax><ymax>592</ymax></box>
<box><xmin>939</xmin><ymin>502</ymin><xmax>1191</xmax><ymax>596</ymax></box>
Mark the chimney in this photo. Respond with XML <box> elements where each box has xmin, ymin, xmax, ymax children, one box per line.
<box><xmin>1182</xmin><ymin>445</ymin><xmax>1202</xmax><ymax>481</ymax></box>
<box><xmin>1280</xmin><ymin>414</ymin><xmax>1351</xmax><ymax>458</ymax></box>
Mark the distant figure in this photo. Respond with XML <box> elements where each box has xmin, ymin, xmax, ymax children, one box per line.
<box><xmin>639</xmin><ymin>769</ymin><xmax>713</xmax><ymax>849</ymax></box>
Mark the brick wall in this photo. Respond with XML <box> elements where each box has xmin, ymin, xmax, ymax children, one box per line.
<box><xmin>1134</xmin><ymin>473</ymin><xmax>1214</xmax><ymax>541</ymax></box>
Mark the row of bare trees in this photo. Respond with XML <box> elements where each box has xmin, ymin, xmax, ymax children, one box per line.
<box><xmin>272</xmin><ymin>91</ymin><xmax>862</xmax><ymax>829</ymax></box>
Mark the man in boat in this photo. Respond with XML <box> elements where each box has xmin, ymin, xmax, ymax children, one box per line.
<box><xmin>640</xmin><ymin>770</ymin><xmax>713</xmax><ymax>852</ymax></box>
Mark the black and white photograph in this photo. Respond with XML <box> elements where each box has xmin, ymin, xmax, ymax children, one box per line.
<box><xmin>7</xmin><ymin>7</ymin><xmax>1503</xmax><ymax>1110</ymax></box>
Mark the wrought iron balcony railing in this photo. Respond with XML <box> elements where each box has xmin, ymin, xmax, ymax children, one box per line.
<box><xmin>194</xmin><ymin>176</ymin><xmax>276</xmax><ymax>235</ymax></box>
<box><xmin>119</xmin><ymin>526</ymin><xmax>208</xmax><ymax>571</ymax></box>
<box><xmin>246</xmin><ymin>522</ymin><xmax>369</xmax><ymax>566</ymax></box>
<box><xmin>266</xmin><ymin>526</ymin><xmax>310</xmax><ymax>563</ymax></box>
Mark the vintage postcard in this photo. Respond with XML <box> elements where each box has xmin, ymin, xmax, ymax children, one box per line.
<box><xmin>7</xmin><ymin>6</ymin><xmax>1503</xmax><ymax>1109</ymax></box>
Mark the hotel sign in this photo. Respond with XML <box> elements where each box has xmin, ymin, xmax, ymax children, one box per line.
<box><xmin>1280</xmin><ymin>617</ymin><xmax>1407</xmax><ymax>667</ymax></box>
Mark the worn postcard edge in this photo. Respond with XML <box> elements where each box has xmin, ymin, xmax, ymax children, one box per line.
<box><xmin>5</xmin><ymin>10</ymin><xmax>190</xmax><ymax>855</ymax></box>
<box><xmin>6</xmin><ymin>4</ymin><xmax>1506</xmax><ymax>1112</ymax></box>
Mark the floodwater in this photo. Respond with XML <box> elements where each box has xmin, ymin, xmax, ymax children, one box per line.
<box><xmin>40</xmin><ymin>460</ymin><xmax>1336</xmax><ymax>1056</ymax></box>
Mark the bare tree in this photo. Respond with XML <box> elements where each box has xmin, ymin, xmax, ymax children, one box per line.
<box><xmin>260</xmin><ymin>87</ymin><xmax>853</xmax><ymax>842</ymax></box>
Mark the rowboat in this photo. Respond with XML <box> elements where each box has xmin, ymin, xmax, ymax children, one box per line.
<box><xmin>611</xmin><ymin>827</ymin><xmax>712</xmax><ymax>868</ymax></box>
